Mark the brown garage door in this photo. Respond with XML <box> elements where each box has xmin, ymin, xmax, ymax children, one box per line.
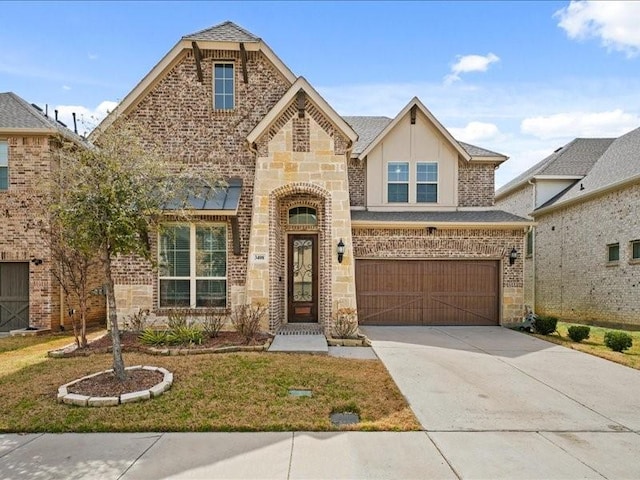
<box><xmin>356</xmin><ymin>260</ymin><xmax>499</xmax><ymax>326</ymax></box>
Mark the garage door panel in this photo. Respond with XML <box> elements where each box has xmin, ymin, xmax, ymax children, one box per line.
<box><xmin>357</xmin><ymin>260</ymin><xmax>499</xmax><ymax>326</ymax></box>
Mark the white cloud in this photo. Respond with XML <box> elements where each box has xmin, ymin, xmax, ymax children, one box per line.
<box><xmin>62</xmin><ymin>85</ymin><xmax>71</xmax><ymax>91</ymax></box>
<box><xmin>444</xmin><ymin>53</ymin><xmax>500</xmax><ymax>84</ymax></box>
<box><xmin>556</xmin><ymin>1</ymin><xmax>640</xmax><ymax>57</ymax></box>
<box><xmin>88</xmin><ymin>53</ymin><xmax>98</xmax><ymax>60</ymax></box>
<box><xmin>448</xmin><ymin>121</ymin><xmax>502</xmax><ymax>143</ymax></box>
<box><xmin>54</xmin><ymin>101</ymin><xmax>118</xmax><ymax>135</ymax></box>
<box><xmin>521</xmin><ymin>109</ymin><xmax>640</xmax><ymax>139</ymax></box>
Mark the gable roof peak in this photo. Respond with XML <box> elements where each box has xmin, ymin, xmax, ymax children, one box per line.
<box><xmin>183</xmin><ymin>21</ymin><xmax>260</xmax><ymax>43</ymax></box>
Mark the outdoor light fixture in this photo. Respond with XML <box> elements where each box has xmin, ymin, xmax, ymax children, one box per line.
<box><xmin>31</xmin><ymin>258</ymin><xmax>43</xmax><ymax>266</ymax></box>
<box><xmin>508</xmin><ymin>248</ymin><xmax>518</xmax><ymax>266</ymax></box>
<box><xmin>337</xmin><ymin>238</ymin><xmax>345</xmax><ymax>264</ymax></box>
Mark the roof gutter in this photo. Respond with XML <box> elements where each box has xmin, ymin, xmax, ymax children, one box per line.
<box><xmin>533</xmin><ymin>172</ymin><xmax>640</xmax><ymax>217</ymax></box>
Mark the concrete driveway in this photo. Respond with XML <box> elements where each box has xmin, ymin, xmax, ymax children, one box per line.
<box><xmin>363</xmin><ymin>326</ymin><xmax>640</xmax><ymax>479</ymax></box>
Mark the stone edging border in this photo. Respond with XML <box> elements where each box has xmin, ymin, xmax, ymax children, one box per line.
<box><xmin>57</xmin><ymin>365</ymin><xmax>173</xmax><ymax>407</ymax></box>
<box><xmin>48</xmin><ymin>336</ymin><xmax>273</xmax><ymax>358</ymax></box>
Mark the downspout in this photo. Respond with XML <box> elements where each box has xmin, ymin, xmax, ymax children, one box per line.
<box><xmin>528</xmin><ymin>179</ymin><xmax>536</xmax><ymax>313</ymax></box>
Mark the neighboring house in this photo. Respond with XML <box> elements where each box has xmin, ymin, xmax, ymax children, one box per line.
<box><xmin>93</xmin><ymin>21</ymin><xmax>532</xmax><ymax>333</ymax></box>
<box><xmin>0</xmin><ymin>92</ymin><xmax>105</xmax><ymax>332</ymax></box>
<box><xmin>495</xmin><ymin>138</ymin><xmax>615</xmax><ymax>307</ymax></box>
<box><xmin>496</xmin><ymin>130</ymin><xmax>640</xmax><ymax>327</ymax></box>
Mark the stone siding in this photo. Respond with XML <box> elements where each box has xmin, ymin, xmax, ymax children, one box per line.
<box><xmin>352</xmin><ymin>226</ymin><xmax>526</xmax><ymax>323</ymax></box>
<box><xmin>495</xmin><ymin>184</ymin><xmax>533</xmax><ymax>219</ymax></box>
<box><xmin>534</xmin><ymin>183</ymin><xmax>640</xmax><ymax>326</ymax></box>
<box><xmin>458</xmin><ymin>162</ymin><xmax>496</xmax><ymax>207</ymax></box>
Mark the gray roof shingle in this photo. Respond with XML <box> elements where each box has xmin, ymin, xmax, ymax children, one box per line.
<box><xmin>496</xmin><ymin>138</ymin><xmax>615</xmax><ymax>197</ymax></box>
<box><xmin>344</xmin><ymin>115</ymin><xmax>505</xmax><ymax>159</ymax></box>
<box><xmin>183</xmin><ymin>21</ymin><xmax>260</xmax><ymax>43</ymax></box>
<box><xmin>0</xmin><ymin>92</ymin><xmax>85</xmax><ymax>143</ymax></box>
<box><xmin>351</xmin><ymin>210</ymin><xmax>531</xmax><ymax>224</ymax></box>
<box><xmin>546</xmin><ymin>127</ymin><xmax>640</xmax><ymax>206</ymax></box>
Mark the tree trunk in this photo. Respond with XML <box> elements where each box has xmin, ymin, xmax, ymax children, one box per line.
<box><xmin>104</xmin><ymin>253</ymin><xmax>126</xmax><ymax>381</ymax></box>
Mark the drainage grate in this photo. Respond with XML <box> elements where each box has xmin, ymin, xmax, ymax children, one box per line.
<box><xmin>288</xmin><ymin>389</ymin><xmax>312</xmax><ymax>397</ymax></box>
<box><xmin>330</xmin><ymin>412</ymin><xmax>360</xmax><ymax>425</ymax></box>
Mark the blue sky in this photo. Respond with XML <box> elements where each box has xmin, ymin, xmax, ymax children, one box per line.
<box><xmin>2</xmin><ymin>1</ymin><xmax>639</xmax><ymax>187</ymax></box>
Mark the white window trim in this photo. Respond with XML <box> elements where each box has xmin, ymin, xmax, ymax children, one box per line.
<box><xmin>213</xmin><ymin>62</ymin><xmax>235</xmax><ymax>111</ymax></box>
<box><xmin>158</xmin><ymin>222</ymin><xmax>228</xmax><ymax>308</ymax></box>
<box><xmin>416</xmin><ymin>162</ymin><xmax>438</xmax><ymax>203</ymax></box>
<box><xmin>606</xmin><ymin>242</ymin><xmax>620</xmax><ymax>265</ymax></box>
<box><xmin>386</xmin><ymin>161</ymin><xmax>409</xmax><ymax>203</ymax></box>
<box><xmin>630</xmin><ymin>239</ymin><xmax>640</xmax><ymax>263</ymax></box>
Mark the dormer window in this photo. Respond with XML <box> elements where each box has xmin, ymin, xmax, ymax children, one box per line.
<box><xmin>214</xmin><ymin>63</ymin><xmax>234</xmax><ymax>110</ymax></box>
<box><xmin>0</xmin><ymin>140</ymin><xmax>8</xmax><ymax>190</ymax></box>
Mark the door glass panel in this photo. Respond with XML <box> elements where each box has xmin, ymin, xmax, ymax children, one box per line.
<box><xmin>292</xmin><ymin>239</ymin><xmax>313</xmax><ymax>302</ymax></box>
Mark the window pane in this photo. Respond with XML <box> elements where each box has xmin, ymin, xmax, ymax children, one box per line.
<box><xmin>160</xmin><ymin>226</ymin><xmax>190</xmax><ymax>277</ymax></box>
<box><xmin>214</xmin><ymin>64</ymin><xmax>234</xmax><ymax>110</ymax></box>
<box><xmin>0</xmin><ymin>167</ymin><xmax>7</xmax><ymax>190</ymax></box>
<box><xmin>196</xmin><ymin>226</ymin><xmax>226</xmax><ymax>277</ymax></box>
<box><xmin>0</xmin><ymin>141</ymin><xmax>7</xmax><ymax>167</ymax></box>
<box><xmin>159</xmin><ymin>280</ymin><xmax>190</xmax><ymax>307</ymax></box>
<box><xmin>526</xmin><ymin>230</ymin><xmax>534</xmax><ymax>256</ymax></box>
<box><xmin>388</xmin><ymin>162</ymin><xmax>408</xmax><ymax>182</ymax></box>
<box><xmin>388</xmin><ymin>183</ymin><xmax>408</xmax><ymax>202</ymax></box>
<box><xmin>608</xmin><ymin>244</ymin><xmax>620</xmax><ymax>262</ymax></box>
<box><xmin>417</xmin><ymin>163</ymin><xmax>438</xmax><ymax>182</ymax></box>
<box><xmin>196</xmin><ymin>280</ymin><xmax>226</xmax><ymax>307</ymax></box>
<box><xmin>416</xmin><ymin>184</ymin><xmax>437</xmax><ymax>203</ymax></box>
<box><xmin>289</xmin><ymin>206</ymin><xmax>317</xmax><ymax>225</ymax></box>
<box><xmin>633</xmin><ymin>242</ymin><xmax>640</xmax><ymax>259</ymax></box>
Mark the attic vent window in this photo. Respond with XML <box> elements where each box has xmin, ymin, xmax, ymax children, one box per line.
<box><xmin>289</xmin><ymin>207</ymin><xmax>317</xmax><ymax>225</ymax></box>
<box><xmin>214</xmin><ymin>63</ymin><xmax>234</xmax><ymax>110</ymax></box>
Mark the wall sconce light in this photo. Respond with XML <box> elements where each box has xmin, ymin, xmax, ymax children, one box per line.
<box><xmin>337</xmin><ymin>238</ymin><xmax>345</xmax><ymax>264</ymax></box>
<box><xmin>31</xmin><ymin>258</ymin><xmax>43</xmax><ymax>266</ymax></box>
<box><xmin>508</xmin><ymin>248</ymin><xmax>518</xmax><ymax>266</ymax></box>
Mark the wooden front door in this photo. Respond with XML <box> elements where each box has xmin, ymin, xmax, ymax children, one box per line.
<box><xmin>0</xmin><ymin>263</ymin><xmax>29</xmax><ymax>332</ymax></box>
<box><xmin>288</xmin><ymin>234</ymin><xmax>318</xmax><ymax>323</ymax></box>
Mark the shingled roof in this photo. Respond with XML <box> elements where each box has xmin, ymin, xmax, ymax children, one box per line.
<box><xmin>351</xmin><ymin>209</ymin><xmax>531</xmax><ymax>225</ymax></box>
<box><xmin>496</xmin><ymin>138</ymin><xmax>615</xmax><ymax>199</ymax></box>
<box><xmin>538</xmin><ymin>127</ymin><xmax>640</xmax><ymax>210</ymax></box>
<box><xmin>183</xmin><ymin>21</ymin><xmax>260</xmax><ymax>42</ymax></box>
<box><xmin>344</xmin><ymin>115</ymin><xmax>505</xmax><ymax>160</ymax></box>
<box><xmin>0</xmin><ymin>92</ymin><xmax>85</xmax><ymax>143</ymax></box>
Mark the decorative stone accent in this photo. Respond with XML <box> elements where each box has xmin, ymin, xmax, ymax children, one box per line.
<box><xmin>57</xmin><ymin>365</ymin><xmax>173</xmax><ymax>407</ymax></box>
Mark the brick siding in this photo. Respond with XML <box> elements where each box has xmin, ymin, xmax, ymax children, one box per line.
<box><xmin>458</xmin><ymin>162</ymin><xmax>496</xmax><ymax>207</ymax></box>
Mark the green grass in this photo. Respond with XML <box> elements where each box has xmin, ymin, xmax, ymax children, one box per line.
<box><xmin>0</xmin><ymin>350</ymin><xmax>419</xmax><ymax>433</ymax></box>
<box><xmin>0</xmin><ymin>332</ymin><xmax>78</xmax><ymax>354</ymax></box>
<box><xmin>533</xmin><ymin>321</ymin><xmax>640</xmax><ymax>370</ymax></box>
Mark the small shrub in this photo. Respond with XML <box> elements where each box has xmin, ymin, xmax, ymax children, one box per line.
<box><xmin>125</xmin><ymin>309</ymin><xmax>150</xmax><ymax>333</ymax></box>
<box><xmin>139</xmin><ymin>328</ymin><xmax>168</xmax><ymax>346</ymax></box>
<box><xmin>332</xmin><ymin>307</ymin><xmax>359</xmax><ymax>338</ymax></box>
<box><xmin>604</xmin><ymin>330</ymin><xmax>633</xmax><ymax>352</ymax></box>
<box><xmin>231</xmin><ymin>303</ymin><xmax>267</xmax><ymax>343</ymax></box>
<box><xmin>534</xmin><ymin>315</ymin><xmax>558</xmax><ymax>335</ymax></box>
<box><xmin>166</xmin><ymin>325</ymin><xmax>203</xmax><ymax>346</ymax></box>
<box><xmin>567</xmin><ymin>325</ymin><xmax>590</xmax><ymax>343</ymax></box>
<box><xmin>202</xmin><ymin>308</ymin><xmax>225</xmax><ymax>338</ymax></box>
<box><xmin>167</xmin><ymin>308</ymin><xmax>189</xmax><ymax>330</ymax></box>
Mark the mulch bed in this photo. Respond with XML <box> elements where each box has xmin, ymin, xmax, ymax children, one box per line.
<box><xmin>67</xmin><ymin>369</ymin><xmax>164</xmax><ymax>398</ymax></box>
<box><xmin>71</xmin><ymin>331</ymin><xmax>271</xmax><ymax>356</ymax></box>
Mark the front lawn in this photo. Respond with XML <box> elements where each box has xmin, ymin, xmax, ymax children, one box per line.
<box><xmin>533</xmin><ymin>321</ymin><xmax>640</xmax><ymax>370</ymax></box>
<box><xmin>0</xmin><ymin>350</ymin><xmax>419</xmax><ymax>432</ymax></box>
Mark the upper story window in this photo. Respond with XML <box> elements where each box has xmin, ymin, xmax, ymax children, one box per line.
<box><xmin>387</xmin><ymin>162</ymin><xmax>409</xmax><ymax>203</ymax></box>
<box><xmin>607</xmin><ymin>243</ymin><xmax>620</xmax><ymax>263</ymax></box>
<box><xmin>526</xmin><ymin>230</ymin><xmax>534</xmax><ymax>257</ymax></box>
<box><xmin>214</xmin><ymin>63</ymin><xmax>234</xmax><ymax>110</ymax></box>
<box><xmin>416</xmin><ymin>162</ymin><xmax>438</xmax><ymax>203</ymax></box>
<box><xmin>159</xmin><ymin>223</ymin><xmax>227</xmax><ymax>308</ymax></box>
<box><xmin>289</xmin><ymin>206</ymin><xmax>317</xmax><ymax>225</ymax></box>
<box><xmin>0</xmin><ymin>140</ymin><xmax>8</xmax><ymax>190</ymax></box>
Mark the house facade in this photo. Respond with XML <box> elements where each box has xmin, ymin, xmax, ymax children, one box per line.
<box><xmin>0</xmin><ymin>92</ymin><xmax>105</xmax><ymax>333</ymax></box>
<box><xmin>93</xmin><ymin>21</ymin><xmax>532</xmax><ymax>333</ymax></box>
<box><xmin>496</xmin><ymin>131</ymin><xmax>640</xmax><ymax>327</ymax></box>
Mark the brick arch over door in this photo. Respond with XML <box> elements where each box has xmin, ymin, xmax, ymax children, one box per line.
<box><xmin>268</xmin><ymin>183</ymin><xmax>332</xmax><ymax>332</ymax></box>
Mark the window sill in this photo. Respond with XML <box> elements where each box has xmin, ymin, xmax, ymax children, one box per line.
<box><xmin>628</xmin><ymin>259</ymin><xmax>640</xmax><ymax>265</ymax></box>
<box><xmin>606</xmin><ymin>261</ymin><xmax>619</xmax><ymax>267</ymax></box>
